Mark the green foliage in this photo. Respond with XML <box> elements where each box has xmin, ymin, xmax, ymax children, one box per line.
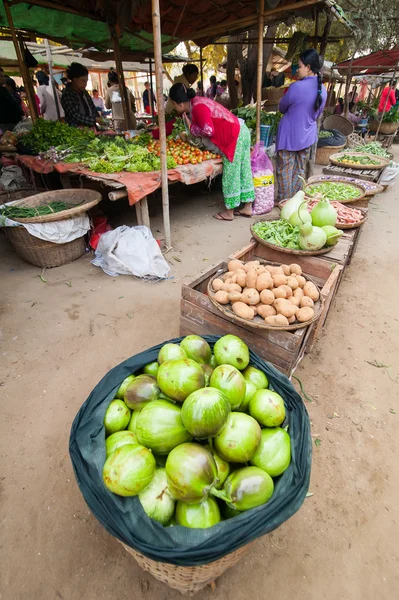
<box><xmin>20</xmin><ymin>118</ymin><xmax>96</xmax><ymax>154</ymax></box>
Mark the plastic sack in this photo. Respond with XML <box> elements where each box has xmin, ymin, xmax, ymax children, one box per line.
<box><xmin>379</xmin><ymin>161</ymin><xmax>399</xmax><ymax>187</ymax></box>
<box><xmin>89</xmin><ymin>216</ymin><xmax>113</xmax><ymax>250</ymax></box>
<box><xmin>69</xmin><ymin>335</ymin><xmax>311</xmax><ymax>567</ymax></box>
<box><xmin>91</xmin><ymin>225</ymin><xmax>170</xmax><ymax>280</ymax></box>
<box><xmin>317</xmin><ymin>128</ymin><xmax>346</xmax><ymax>148</ymax></box>
<box><xmin>251</xmin><ymin>143</ymin><xmax>275</xmax><ymax>215</ymax></box>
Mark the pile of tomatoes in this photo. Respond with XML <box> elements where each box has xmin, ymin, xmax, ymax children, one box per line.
<box><xmin>147</xmin><ymin>137</ymin><xmax>220</xmax><ymax>166</ymax></box>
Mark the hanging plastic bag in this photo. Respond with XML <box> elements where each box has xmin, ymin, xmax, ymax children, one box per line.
<box><xmin>251</xmin><ymin>143</ymin><xmax>275</xmax><ymax>215</ymax></box>
<box><xmin>379</xmin><ymin>161</ymin><xmax>399</xmax><ymax>187</ymax></box>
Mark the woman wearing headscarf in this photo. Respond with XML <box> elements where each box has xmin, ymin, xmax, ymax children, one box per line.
<box><xmin>275</xmin><ymin>49</ymin><xmax>327</xmax><ymax>201</ymax></box>
<box><xmin>169</xmin><ymin>83</ymin><xmax>254</xmax><ymax>221</ymax></box>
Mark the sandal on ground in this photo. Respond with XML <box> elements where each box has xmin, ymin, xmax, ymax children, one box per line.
<box><xmin>233</xmin><ymin>210</ymin><xmax>252</xmax><ymax>218</ymax></box>
<box><xmin>213</xmin><ymin>212</ymin><xmax>233</xmax><ymax>221</ymax></box>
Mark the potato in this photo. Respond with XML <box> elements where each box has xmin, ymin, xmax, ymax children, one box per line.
<box><xmin>246</xmin><ymin>269</ymin><xmax>258</xmax><ymax>289</ymax></box>
<box><xmin>293</xmin><ymin>287</ymin><xmax>304</xmax><ymax>299</ymax></box>
<box><xmin>287</xmin><ymin>315</ymin><xmax>296</xmax><ymax>324</ymax></box>
<box><xmin>254</xmin><ymin>265</ymin><xmax>266</xmax><ymax>275</ymax></box>
<box><xmin>287</xmin><ymin>276</ymin><xmax>299</xmax><ymax>290</ymax></box>
<box><xmin>228</xmin><ymin>260</ymin><xmax>244</xmax><ymax>271</ymax></box>
<box><xmin>244</xmin><ymin>261</ymin><xmax>260</xmax><ymax>272</ymax></box>
<box><xmin>272</xmin><ymin>274</ymin><xmax>287</xmax><ymax>288</ymax></box>
<box><xmin>280</xmin><ymin>284</ymin><xmax>293</xmax><ymax>298</ymax></box>
<box><xmin>229</xmin><ymin>273</ymin><xmax>238</xmax><ymax>284</ymax></box>
<box><xmin>296</xmin><ymin>307</ymin><xmax>315</xmax><ymax>322</ymax></box>
<box><xmin>257</xmin><ymin>304</ymin><xmax>276</xmax><ymax>318</ymax></box>
<box><xmin>289</xmin><ymin>296</ymin><xmax>300</xmax><ymax>307</ymax></box>
<box><xmin>227</xmin><ymin>291</ymin><xmax>243</xmax><ymax>303</ymax></box>
<box><xmin>282</xmin><ymin>264</ymin><xmax>291</xmax><ymax>276</ymax></box>
<box><xmin>212</xmin><ymin>278</ymin><xmax>224</xmax><ymax>292</ymax></box>
<box><xmin>236</xmin><ymin>272</ymin><xmax>247</xmax><ymax>288</ymax></box>
<box><xmin>265</xmin><ymin>265</ymin><xmax>274</xmax><ymax>274</ymax></box>
<box><xmin>296</xmin><ymin>275</ymin><xmax>306</xmax><ymax>288</ymax></box>
<box><xmin>300</xmin><ymin>296</ymin><xmax>314</xmax><ymax>308</ymax></box>
<box><xmin>270</xmin><ymin>266</ymin><xmax>284</xmax><ymax>276</ymax></box>
<box><xmin>232</xmin><ymin>302</ymin><xmax>255</xmax><ymax>320</ymax></box>
<box><xmin>303</xmin><ymin>281</ymin><xmax>320</xmax><ymax>301</ymax></box>
<box><xmin>241</xmin><ymin>288</ymin><xmax>260</xmax><ymax>306</ymax></box>
<box><xmin>214</xmin><ymin>291</ymin><xmax>229</xmax><ymax>304</ymax></box>
<box><xmin>265</xmin><ymin>314</ymin><xmax>289</xmax><ymax>326</ymax></box>
<box><xmin>273</xmin><ymin>287</ymin><xmax>287</xmax><ymax>299</ymax></box>
<box><xmin>274</xmin><ymin>298</ymin><xmax>298</xmax><ymax>318</ymax></box>
<box><xmin>260</xmin><ymin>289</ymin><xmax>275</xmax><ymax>305</ymax></box>
<box><xmin>222</xmin><ymin>283</ymin><xmax>242</xmax><ymax>293</ymax></box>
<box><xmin>289</xmin><ymin>263</ymin><xmax>302</xmax><ymax>275</ymax></box>
<box><xmin>256</xmin><ymin>273</ymin><xmax>273</xmax><ymax>292</ymax></box>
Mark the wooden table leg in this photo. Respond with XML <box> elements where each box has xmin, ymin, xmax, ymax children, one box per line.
<box><xmin>135</xmin><ymin>201</ymin><xmax>143</xmax><ymax>225</ymax></box>
<box><xmin>60</xmin><ymin>173</ymin><xmax>72</xmax><ymax>188</ymax></box>
<box><xmin>140</xmin><ymin>196</ymin><xmax>150</xmax><ymax>229</ymax></box>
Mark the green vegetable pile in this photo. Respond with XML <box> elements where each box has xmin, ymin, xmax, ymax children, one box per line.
<box><xmin>305</xmin><ymin>182</ymin><xmax>360</xmax><ymax>201</ymax></box>
<box><xmin>318</xmin><ymin>130</ymin><xmax>333</xmax><ymax>139</ymax></box>
<box><xmin>102</xmin><ymin>334</ymin><xmax>291</xmax><ymax>528</ymax></box>
<box><xmin>19</xmin><ymin>118</ymin><xmax>95</xmax><ymax>153</ymax></box>
<box><xmin>352</xmin><ymin>142</ymin><xmax>390</xmax><ymax>159</ymax></box>
<box><xmin>0</xmin><ymin>201</ymin><xmax>77</xmax><ymax>221</ymax></box>
<box><xmin>252</xmin><ymin>220</ymin><xmax>300</xmax><ymax>249</ymax></box>
<box><xmin>58</xmin><ymin>135</ymin><xmax>176</xmax><ymax>173</ymax></box>
<box><xmin>336</xmin><ymin>153</ymin><xmax>380</xmax><ymax>166</ymax></box>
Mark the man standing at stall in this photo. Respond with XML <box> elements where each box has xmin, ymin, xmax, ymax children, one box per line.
<box><xmin>142</xmin><ymin>81</ymin><xmax>156</xmax><ymax>115</ymax></box>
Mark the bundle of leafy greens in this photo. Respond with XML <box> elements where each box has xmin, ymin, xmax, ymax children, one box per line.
<box><xmin>19</xmin><ymin>118</ymin><xmax>95</xmax><ymax>153</ymax></box>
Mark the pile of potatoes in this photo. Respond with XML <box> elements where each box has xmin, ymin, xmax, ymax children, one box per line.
<box><xmin>211</xmin><ymin>259</ymin><xmax>320</xmax><ymax>327</ymax></box>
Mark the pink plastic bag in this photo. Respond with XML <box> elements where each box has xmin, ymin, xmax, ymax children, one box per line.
<box><xmin>251</xmin><ymin>143</ymin><xmax>275</xmax><ymax>215</ymax></box>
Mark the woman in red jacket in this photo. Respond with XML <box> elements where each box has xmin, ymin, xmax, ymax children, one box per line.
<box><xmin>378</xmin><ymin>80</ymin><xmax>397</xmax><ymax>114</ymax></box>
<box><xmin>169</xmin><ymin>83</ymin><xmax>254</xmax><ymax>220</ymax></box>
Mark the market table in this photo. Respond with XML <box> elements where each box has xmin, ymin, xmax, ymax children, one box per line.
<box><xmin>16</xmin><ymin>154</ymin><xmax>223</xmax><ymax>228</ymax></box>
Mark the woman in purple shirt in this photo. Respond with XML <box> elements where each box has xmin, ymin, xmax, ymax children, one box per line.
<box><xmin>276</xmin><ymin>49</ymin><xmax>327</xmax><ymax>201</ymax></box>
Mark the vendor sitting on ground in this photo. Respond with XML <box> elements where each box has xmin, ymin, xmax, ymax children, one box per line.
<box><xmin>169</xmin><ymin>83</ymin><xmax>254</xmax><ymax>221</ymax></box>
<box><xmin>61</xmin><ymin>62</ymin><xmax>97</xmax><ymax>128</ymax></box>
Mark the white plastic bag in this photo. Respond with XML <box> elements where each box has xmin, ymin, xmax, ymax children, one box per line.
<box><xmin>91</xmin><ymin>225</ymin><xmax>170</xmax><ymax>280</ymax></box>
<box><xmin>380</xmin><ymin>161</ymin><xmax>399</xmax><ymax>187</ymax></box>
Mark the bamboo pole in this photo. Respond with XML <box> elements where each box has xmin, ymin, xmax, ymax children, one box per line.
<box><xmin>149</xmin><ymin>58</ymin><xmax>156</xmax><ymax>124</ymax></box>
<box><xmin>255</xmin><ymin>0</ymin><xmax>264</xmax><ymax>145</ymax></box>
<box><xmin>200</xmin><ymin>46</ymin><xmax>204</xmax><ymax>96</ymax></box>
<box><xmin>152</xmin><ymin>0</ymin><xmax>172</xmax><ymax>249</ymax></box>
<box><xmin>3</xmin><ymin>0</ymin><xmax>37</xmax><ymax>121</ymax></box>
<box><xmin>109</xmin><ymin>24</ymin><xmax>132</xmax><ymax>130</ymax></box>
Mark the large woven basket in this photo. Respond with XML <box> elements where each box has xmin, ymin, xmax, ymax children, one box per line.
<box><xmin>121</xmin><ymin>542</ymin><xmax>251</xmax><ymax>595</ymax></box>
<box><xmin>323</xmin><ymin>115</ymin><xmax>354</xmax><ymax>137</ymax></box>
<box><xmin>368</xmin><ymin>119</ymin><xmax>398</xmax><ymax>135</ymax></box>
<box><xmin>5</xmin><ymin>226</ymin><xmax>85</xmax><ymax>268</ymax></box>
<box><xmin>315</xmin><ymin>144</ymin><xmax>345</xmax><ymax>165</ymax></box>
<box><xmin>6</xmin><ymin>189</ymin><xmax>101</xmax><ymax>223</ymax></box>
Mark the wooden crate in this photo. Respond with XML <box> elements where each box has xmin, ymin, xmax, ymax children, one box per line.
<box><xmin>322</xmin><ymin>163</ymin><xmax>384</xmax><ymax>183</ymax></box>
<box><xmin>180</xmin><ymin>251</ymin><xmax>342</xmax><ymax>377</ymax></box>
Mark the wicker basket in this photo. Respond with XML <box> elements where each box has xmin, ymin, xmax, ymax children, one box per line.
<box><xmin>261</xmin><ymin>87</ymin><xmax>285</xmax><ymax>104</ymax></box>
<box><xmin>6</xmin><ymin>189</ymin><xmax>101</xmax><ymax>223</ymax></box>
<box><xmin>5</xmin><ymin>226</ymin><xmax>86</xmax><ymax>268</ymax></box>
<box><xmin>323</xmin><ymin>115</ymin><xmax>354</xmax><ymax>137</ymax></box>
<box><xmin>368</xmin><ymin>119</ymin><xmax>398</xmax><ymax>135</ymax></box>
<box><xmin>315</xmin><ymin>144</ymin><xmax>345</xmax><ymax>165</ymax></box>
<box><xmin>121</xmin><ymin>542</ymin><xmax>251</xmax><ymax>596</ymax></box>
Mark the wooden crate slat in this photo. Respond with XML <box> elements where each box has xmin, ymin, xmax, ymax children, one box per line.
<box><xmin>181</xmin><ymin>298</ymin><xmax>303</xmax><ymax>361</ymax></box>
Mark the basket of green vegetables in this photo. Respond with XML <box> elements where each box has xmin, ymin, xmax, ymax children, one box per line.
<box><xmin>0</xmin><ymin>189</ymin><xmax>101</xmax><ymax>224</ymax></box>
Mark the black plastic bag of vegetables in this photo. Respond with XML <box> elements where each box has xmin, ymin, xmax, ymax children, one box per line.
<box><xmin>69</xmin><ymin>336</ymin><xmax>311</xmax><ymax>567</ymax></box>
<box><xmin>317</xmin><ymin>128</ymin><xmax>346</xmax><ymax>148</ymax></box>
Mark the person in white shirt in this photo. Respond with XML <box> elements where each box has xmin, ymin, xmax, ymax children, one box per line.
<box><xmin>41</xmin><ymin>82</ymin><xmax>64</xmax><ymax>121</ymax></box>
<box><xmin>92</xmin><ymin>89</ymin><xmax>105</xmax><ymax>113</ymax></box>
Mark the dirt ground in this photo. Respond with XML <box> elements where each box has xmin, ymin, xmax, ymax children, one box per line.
<box><xmin>1</xmin><ymin>157</ymin><xmax>398</xmax><ymax>600</ymax></box>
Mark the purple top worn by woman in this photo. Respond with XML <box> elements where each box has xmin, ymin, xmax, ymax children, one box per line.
<box><xmin>276</xmin><ymin>76</ymin><xmax>327</xmax><ymax>152</ymax></box>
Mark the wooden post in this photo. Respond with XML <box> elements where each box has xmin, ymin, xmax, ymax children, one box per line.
<box><xmin>149</xmin><ymin>58</ymin><xmax>156</xmax><ymax>124</ymax></box>
<box><xmin>200</xmin><ymin>46</ymin><xmax>204</xmax><ymax>96</ymax></box>
<box><xmin>152</xmin><ymin>0</ymin><xmax>172</xmax><ymax>249</ymax></box>
<box><xmin>255</xmin><ymin>0</ymin><xmax>264</xmax><ymax>144</ymax></box>
<box><xmin>3</xmin><ymin>0</ymin><xmax>37</xmax><ymax>121</ymax></box>
<box><xmin>343</xmin><ymin>55</ymin><xmax>354</xmax><ymax>117</ymax></box>
<box><xmin>109</xmin><ymin>24</ymin><xmax>132</xmax><ymax>130</ymax></box>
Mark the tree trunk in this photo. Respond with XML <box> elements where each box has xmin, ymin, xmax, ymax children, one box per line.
<box><xmin>239</xmin><ymin>24</ymin><xmax>278</xmax><ymax>106</ymax></box>
<box><xmin>226</xmin><ymin>33</ymin><xmax>245</xmax><ymax>109</ymax></box>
